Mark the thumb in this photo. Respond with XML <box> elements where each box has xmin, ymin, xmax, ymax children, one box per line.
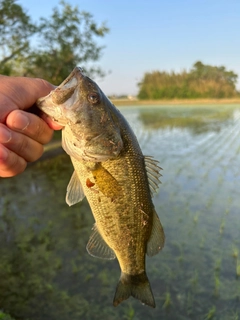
<box><xmin>0</xmin><ymin>76</ymin><xmax>55</xmax><ymax>110</ymax></box>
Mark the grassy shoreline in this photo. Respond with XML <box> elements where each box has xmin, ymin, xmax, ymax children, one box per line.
<box><xmin>112</xmin><ymin>98</ymin><xmax>240</xmax><ymax>106</ymax></box>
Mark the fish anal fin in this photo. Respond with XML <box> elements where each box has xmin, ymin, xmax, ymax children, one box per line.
<box><xmin>147</xmin><ymin>209</ymin><xmax>165</xmax><ymax>256</ymax></box>
<box><xmin>66</xmin><ymin>170</ymin><xmax>85</xmax><ymax>206</ymax></box>
<box><xmin>144</xmin><ymin>156</ymin><xmax>162</xmax><ymax>196</ymax></box>
<box><xmin>91</xmin><ymin>164</ymin><xmax>122</xmax><ymax>200</ymax></box>
<box><xmin>86</xmin><ymin>223</ymin><xmax>116</xmax><ymax>260</ymax></box>
<box><xmin>113</xmin><ymin>272</ymin><xmax>155</xmax><ymax>308</ymax></box>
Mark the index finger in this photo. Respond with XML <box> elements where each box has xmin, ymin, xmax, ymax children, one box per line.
<box><xmin>6</xmin><ymin>110</ymin><xmax>54</xmax><ymax>145</ymax></box>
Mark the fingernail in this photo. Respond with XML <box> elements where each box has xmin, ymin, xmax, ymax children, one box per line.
<box><xmin>0</xmin><ymin>126</ymin><xmax>12</xmax><ymax>143</ymax></box>
<box><xmin>13</xmin><ymin>113</ymin><xmax>30</xmax><ymax>131</ymax></box>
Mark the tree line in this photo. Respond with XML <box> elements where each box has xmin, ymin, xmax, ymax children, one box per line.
<box><xmin>138</xmin><ymin>61</ymin><xmax>239</xmax><ymax>99</ymax></box>
<box><xmin>0</xmin><ymin>0</ymin><xmax>108</xmax><ymax>84</ymax></box>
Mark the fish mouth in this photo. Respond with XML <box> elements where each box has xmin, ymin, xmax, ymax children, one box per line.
<box><xmin>37</xmin><ymin>67</ymin><xmax>87</xmax><ymax>124</ymax></box>
<box><xmin>61</xmin><ymin>67</ymin><xmax>85</xmax><ymax>89</ymax></box>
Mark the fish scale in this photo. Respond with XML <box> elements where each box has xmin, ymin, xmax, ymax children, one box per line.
<box><xmin>37</xmin><ymin>67</ymin><xmax>165</xmax><ymax>308</ymax></box>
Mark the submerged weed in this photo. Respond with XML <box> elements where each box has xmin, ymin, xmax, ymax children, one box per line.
<box><xmin>199</xmin><ymin>236</ymin><xmax>206</xmax><ymax>249</ymax></box>
<box><xmin>219</xmin><ymin>218</ymin><xmax>225</xmax><ymax>235</ymax></box>
<box><xmin>236</xmin><ymin>259</ymin><xmax>240</xmax><ymax>277</ymax></box>
<box><xmin>186</xmin><ymin>292</ymin><xmax>194</xmax><ymax>316</ymax></box>
<box><xmin>162</xmin><ymin>290</ymin><xmax>172</xmax><ymax>310</ymax></box>
<box><xmin>232</xmin><ymin>246</ymin><xmax>239</xmax><ymax>259</ymax></box>
<box><xmin>193</xmin><ymin>211</ymin><xmax>200</xmax><ymax>224</ymax></box>
<box><xmin>123</xmin><ymin>304</ymin><xmax>135</xmax><ymax>320</ymax></box>
<box><xmin>189</xmin><ymin>269</ymin><xmax>199</xmax><ymax>291</ymax></box>
<box><xmin>229</xmin><ymin>311</ymin><xmax>239</xmax><ymax>320</ymax></box>
<box><xmin>204</xmin><ymin>306</ymin><xmax>216</xmax><ymax>320</ymax></box>
<box><xmin>214</xmin><ymin>272</ymin><xmax>221</xmax><ymax>297</ymax></box>
<box><xmin>214</xmin><ymin>258</ymin><xmax>222</xmax><ymax>272</ymax></box>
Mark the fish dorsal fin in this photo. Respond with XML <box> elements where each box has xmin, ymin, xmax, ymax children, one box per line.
<box><xmin>144</xmin><ymin>156</ymin><xmax>162</xmax><ymax>196</ymax></box>
<box><xmin>147</xmin><ymin>209</ymin><xmax>165</xmax><ymax>256</ymax></box>
<box><xmin>66</xmin><ymin>170</ymin><xmax>85</xmax><ymax>206</ymax></box>
<box><xmin>86</xmin><ymin>223</ymin><xmax>116</xmax><ymax>260</ymax></box>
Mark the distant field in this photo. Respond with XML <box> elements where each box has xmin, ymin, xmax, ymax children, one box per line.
<box><xmin>112</xmin><ymin>98</ymin><xmax>240</xmax><ymax>106</ymax></box>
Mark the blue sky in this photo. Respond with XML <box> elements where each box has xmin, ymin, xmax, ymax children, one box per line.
<box><xmin>20</xmin><ymin>0</ymin><xmax>240</xmax><ymax>95</ymax></box>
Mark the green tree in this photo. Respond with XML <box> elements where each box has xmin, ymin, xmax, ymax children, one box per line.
<box><xmin>0</xmin><ymin>0</ymin><xmax>109</xmax><ymax>83</ymax></box>
<box><xmin>138</xmin><ymin>61</ymin><xmax>239</xmax><ymax>100</ymax></box>
<box><xmin>25</xmin><ymin>1</ymin><xmax>109</xmax><ymax>83</ymax></box>
<box><xmin>0</xmin><ymin>0</ymin><xmax>37</xmax><ymax>75</ymax></box>
<box><xmin>190</xmin><ymin>61</ymin><xmax>238</xmax><ymax>87</ymax></box>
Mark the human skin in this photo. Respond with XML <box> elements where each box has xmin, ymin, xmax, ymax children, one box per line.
<box><xmin>0</xmin><ymin>75</ymin><xmax>63</xmax><ymax>177</ymax></box>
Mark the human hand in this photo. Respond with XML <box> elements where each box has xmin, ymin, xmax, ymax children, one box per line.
<box><xmin>0</xmin><ymin>75</ymin><xmax>63</xmax><ymax>177</ymax></box>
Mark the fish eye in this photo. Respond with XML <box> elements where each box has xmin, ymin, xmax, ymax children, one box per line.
<box><xmin>88</xmin><ymin>93</ymin><xmax>100</xmax><ymax>104</ymax></box>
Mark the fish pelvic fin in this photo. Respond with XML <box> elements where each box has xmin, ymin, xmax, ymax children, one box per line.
<box><xmin>86</xmin><ymin>223</ymin><xmax>116</xmax><ymax>260</ymax></box>
<box><xmin>113</xmin><ymin>272</ymin><xmax>155</xmax><ymax>308</ymax></box>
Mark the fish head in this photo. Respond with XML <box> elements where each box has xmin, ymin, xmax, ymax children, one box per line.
<box><xmin>37</xmin><ymin>67</ymin><xmax>123</xmax><ymax>161</ymax></box>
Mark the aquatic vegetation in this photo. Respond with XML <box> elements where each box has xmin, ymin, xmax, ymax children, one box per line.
<box><xmin>204</xmin><ymin>306</ymin><xmax>216</xmax><ymax>320</ymax></box>
<box><xmin>229</xmin><ymin>312</ymin><xmax>239</xmax><ymax>320</ymax></box>
<box><xmin>213</xmin><ymin>271</ymin><xmax>221</xmax><ymax>297</ymax></box>
<box><xmin>189</xmin><ymin>269</ymin><xmax>199</xmax><ymax>291</ymax></box>
<box><xmin>162</xmin><ymin>290</ymin><xmax>172</xmax><ymax>310</ymax></box>
<box><xmin>138</xmin><ymin>104</ymin><xmax>238</xmax><ymax>134</ymax></box>
<box><xmin>219</xmin><ymin>218</ymin><xmax>226</xmax><ymax>235</ymax></box>
<box><xmin>236</xmin><ymin>260</ymin><xmax>240</xmax><ymax>278</ymax></box>
<box><xmin>122</xmin><ymin>305</ymin><xmax>135</xmax><ymax>320</ymax></box>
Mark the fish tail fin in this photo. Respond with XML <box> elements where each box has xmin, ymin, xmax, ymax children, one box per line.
<box><xmin>113</xmin><ymin>272</ymin><xmax>155</xmax><ymax>308</ymax></box>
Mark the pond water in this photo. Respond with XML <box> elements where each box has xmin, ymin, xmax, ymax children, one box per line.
<box><xmin>0</xmin><ymin>104</ymin><xmax>240</xmax><ymax>320</ymax></box>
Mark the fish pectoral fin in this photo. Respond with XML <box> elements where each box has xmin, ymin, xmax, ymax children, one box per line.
<box><xmin>86</xmin><ymin>223</ymin><xmax>116</xmax><ymax>260</ymax></box>
<box><xmin>144</xmin><ymin>156</ymin><xmax>162</xmax><ymax>196</ymax></box>
<box><xmin>91</xmin><ymin>164</ymin><xmax>122</xmax><ymax>200</ymax></box>
<box><xmin>66</xmin><ymin>170</ymin><xmax>85</xmax><ymax>206</ymax></box>
<box><xmin>146</xmin><ymin>209</ymin><xmax>165</xmax><ymax>256</ymax></box>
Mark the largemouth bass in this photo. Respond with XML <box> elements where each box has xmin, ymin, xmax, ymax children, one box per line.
<box><xmin>37</xmin><ymin>67</ymin><xmax>165</xmax><ymax>308</ymax></box>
